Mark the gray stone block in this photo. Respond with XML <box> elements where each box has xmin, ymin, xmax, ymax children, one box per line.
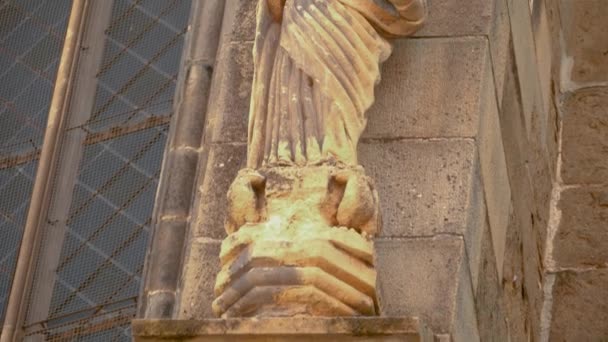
<box><xmin>144</xmin><ymin>291</ymin><xmax>176</xmax><ymax>319</ymax></box>
<box><xmin>170</xmin><ymin>64</ymin><xmax>213</xmax><ymax>149</ymax></box>
<box><xmin>415</xmin><ymin>0</ymin><xmax>498</xmax><ymax>37</ymax></box>
<box><xmin>194</xmin><ymin>143</ymin><xmax>247</xmax><ymax>239</ymax></box>
<box><xmin>146</xmin><ymin>219</ymin><xmax>188</xmax><ymax>291</ymax></box>
<box><xmin>561</xmin><ymin>87</ymin><xmax>608</xmax><ymax>185</ymax></box>
<box><xmin>209</xmin><ymin>42</ymin><xmax>254</xmax><ymax>144</ymax></box>
<box><xmin>554</xmin><ymin>186</ymin><xmax>608</xmax><ymax>268</ymax></box>
<box><xmin>359</xmin><ymin>140</ymin><xmax>478</xmax><ymax>238</ymax></box>
<box><xmin>549</xmin><ymin>269</ymin><xmax>608</xmax><ymax>341</ymax></box>
<box><xmin>178</xmin><ymin>240</ymin><xmax>221</xmax><ymax>319</ymax></box>
<box><xmin>375</xmin><ymin>236</ymin><xmax>479</xmax><ymax>340</ymax></box>
<box><xmin>359</xmin><ymin>139</ymin><xmax>486</xmax><ymax>296</ymax></box>
<box><xmin>364</xmin><ymin>38</ymin><xmax>489</xmax><ymax>139</ymax></box>
<box><xmin>223</xmin><ymin>0</ymin><xmax>257</xmax><ymax>43</ymax></box>
<box><xmin>158</xmin><ymin>148</ymin><xmax>200</xmax><ymax>218</ymax></box>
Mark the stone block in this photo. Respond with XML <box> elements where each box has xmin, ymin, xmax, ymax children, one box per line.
<box><xmin>375</xmin><ymin>236</ymin><xmax>479</xmax><ymax>340</ymax></box>
<box><xmin>549</xmin><ymin>269</ymin><xmax>608</xmax><ymax>341</ymax></box>
<box><xmin>364</xmin><ymin>38</ymin><xmax>489</xmax><ymax>139</ymax></box>
<box><xmin>178</xmin><ymin>240</ymin><xmax>221</xmax><ymax>319</ymax></box>
<box><xmin>171</xmin><ymin>64</ymin><xmax>213</xmax><ymax>149</ymax></box>
<box><xmin>146</xmin><ymin>219</ymin><xmax>188</xmax><ymax>292</ymax></box>
<box><xmin>561</xmin><ymin>87</ymin><xmax>608</xmax><ymax>185</ymax></box>
<box><xmin>360</xmin><ymin>140</ymin><xmax>486</xmax><ymax>295</ymax></box>
<box><xmin>223</xmin><ymin>0</ymin><xmax>257</xmax><ymax>43</ymax></box>
<box><xmin>144</xmin><ymin>291</ymin><xmax>176</xmax><ymax>319</ymax></box>
<box><xmin>209</xmin><ymin>42</ymin><xmax>254</xmax><ymax>144</ymax></box>
<box><xmin>359</xmin><ymin>140</ymin><xmax>478</xmax><ymax>238</ymax></box>
<box><xmin>560</xmin><ymin>0</ymin><xmax>608</xmax><ymax>85</ymax></box>
<box><xmin>553</xmin><ymin>186</ymin><xmax>608</xmax><ymax>268</ymax></box>
<box><xmin>157</xmin><ymin>148</ymin><xmax>199</xmax><ymax>218</ymax></box>
<box><xmin>194</xmin><ymin>143</ymin><xmax>247</xmax><ymax>239</ymax></box>
<box><xmin>132</xmin><ymin>317</ymin><xmax>433</xmax><ymax>341</ymax></box>
<box><xmin>415</xmin><ymin>0</ymin><xmax>496</xmax><ymax>37</ymax></box>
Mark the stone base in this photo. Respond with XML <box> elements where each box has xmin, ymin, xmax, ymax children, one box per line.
<box><xmin>132</xmin><ymin>317</ymin><xmax>433</xmax><ymax>341</ymax></box>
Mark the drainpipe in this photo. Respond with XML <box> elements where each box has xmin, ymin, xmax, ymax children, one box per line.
<box><xmin>0</xmin><ymin>1</ymin><xmax>89</xmax><ymax>341</ymax></box>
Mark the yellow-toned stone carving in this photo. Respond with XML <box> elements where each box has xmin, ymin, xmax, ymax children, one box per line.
<box><xmin>213</xmin><ymin>0</ymin><xmax>427</xmax><ymax>318</ymax></box>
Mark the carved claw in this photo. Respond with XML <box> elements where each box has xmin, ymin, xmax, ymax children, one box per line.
<box><xmin>226</xmin><ymin>169</ymin><xmax>266</xmax><ymax>234</ymax></box>
<box><xmin>333</xmin><ymin>169</ymin><xmax>380</xmax><ymax>236</ymax></box>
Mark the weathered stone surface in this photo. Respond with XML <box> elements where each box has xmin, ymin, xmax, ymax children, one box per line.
<box><xmin>144</xmin><ymin>291</ymin><xmax>176</xmax><ymax>319</ymax></box>
<box><xmin>194</xmin><ymin>143</ymin><xmax>246</xmax><ymax>239</ymax></box>
<box><xmin>560</xmin><ymin>0</ymin><xmax>608</xmax><ymax>84</ymax></box>
<box><xmin>209</xmin><ymin>42</ymin><xmax>253</xmax><ymax>144</ymax></box>
<box><xmin>360</xmin><ymin>140</ymin><xmax>486</xmax><ymax>296</ymax></box>
<box><xmin>549</xmin><ymin>270</ymin><xmax>608</xmax><ymax>341</ymax></box>
<box><xmin>213</xmin><ymin>237</ymin><xmax>377</xmax><ymax>317</ymax></box>
<box><xmin>489</xmin><ymin>0</ymin><xmax>510</xmax><ymax>107</ymax></box>
<box><xmin>132</xmin><ymin>317</ymin><xmax>434</xmax><ymax>341</ymax></box>
<box><xmin>171</xmin><ymin>64</ymin><xmax>213</xmax><ymax>149</ymax></box>
<box><xmin>359</xmin><ymin>140</ymin><xmax>477</xmax><ymax>238</ymax></box>
<box><xmin>561</xmin><ymin>87</ymin><xmax>608</xmax><ymax>185</ymax></box>
<box><xmin>157</xmin><ymin>148</ymin><xmax>200</xmax><ymax>217</ymax></box>
<box><xmin>414</xmin><ymin>0</ymin><xmax>497</xmax><ymax>37</ymax></box>
<box><xmin>364</xmin><ymin>38</ymin><xmax>489</xmax><ymax>139</ymax></box>
<box><xmin>478</xmin><ymin>53</ymin><xmax>511</xmax><ymax>281</ymax></box>
<box><xmin>179</xmin><ymin>240</ymin><xmax>221</xmax><ymax>319</ymax></box>
<box><xmin>508</xmin><ymin>0</ymin><xmax>545</xmax><ymax>138</ymax></box>
<box><xmin>531</xmin><ymin>0</ymin><xmax>554</xmax><ymax>118</ymax></box>
<box><xmin>223</xmin><ymin>0</ymin><xmax>257</xmax><ymax>43</ymax></box>
<box><xmin>375</xmin><ymin>236</ymin><xmax>479</xmax><ymax>340</ymax></box>
<box><xmin>475</xmin><ymin>219</ymin><xmax>509</xmax><ymax>342</ymax></box>
<box><xmin>214</xmin><ymin>165</ymin><xmax>380</xmax><ymax>318</ymax></box>
<box><xmin>553</xmin><ymin>186</ymin><xmax>608</xmax><ymax>268</ymax></box>
<box><xmin>146</xmin><ymin>219</ymin><xmax>188</xmax><ymax>292</ymax></box>
<box><xmin>501</xmin><ymin>207</ymin><xmax>528</xmax><ymax>342</ymax></box>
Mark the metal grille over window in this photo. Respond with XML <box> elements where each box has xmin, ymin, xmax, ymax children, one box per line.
<box><xmin>0</xmin><ymin>0</ymin><xmax>72</xmax><ymax>330</ymax></box>
<box><xmin>20</xmin><ymin>0</ymin><xmax>192</xmax><ymax>340</ymax></box>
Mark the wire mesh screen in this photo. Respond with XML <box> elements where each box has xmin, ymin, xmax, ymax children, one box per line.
<box><xmin>20</xmin><ymin>0</ymin><xmax>192</xmax><ymax>340</ymax></box>
<box><xmin>0</xmin><ymin>0</ymin><xmax>72</xmax><ymax>329</ymax></box>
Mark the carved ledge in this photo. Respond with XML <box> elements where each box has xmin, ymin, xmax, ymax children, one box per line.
<box><xmin>132</xmin><ymin>317</ymin><xmax>434</xmax><ymax>341</ymax></box>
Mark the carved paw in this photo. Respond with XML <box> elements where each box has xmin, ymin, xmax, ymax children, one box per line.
<box><xmin>333</xmin><ymin>169</ymin><xmax>380</xmax><ymax>236</ymax></box>
<box><xmin>225</xmin><ymin>169</ymin><xmax>266</xmax><ymax>234</ymax></box>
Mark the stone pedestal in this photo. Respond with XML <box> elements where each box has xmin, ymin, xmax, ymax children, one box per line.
<box><xmin>215</xmin><ymin>165</ymin><xmax>381</xmax><ymax>317</ymax></box>
<box><xmin>132</xmin><ymin>317</ymin><xmax>433</xmax><ymax>341</ymax></box>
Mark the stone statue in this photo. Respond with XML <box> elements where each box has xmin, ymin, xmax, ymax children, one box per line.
<box><xmin>248</xmin><ymin>0</ymin><xmax>427</xmax><ymax>168</ymax></box>
<box><xmin>213</xmin><ymin>0</ymin><xmax>427</xmax><ymax>318</ymax></box>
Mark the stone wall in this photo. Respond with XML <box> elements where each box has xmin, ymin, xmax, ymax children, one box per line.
<box><xmin>541</xmin><ymin>0</ymin><xmax>608</xmax><ymax>340</ymax></box>
<box><xmin>140</xmin><ymin>0</ymin><xmax>586</xmax><ymax>340</ymax></box>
